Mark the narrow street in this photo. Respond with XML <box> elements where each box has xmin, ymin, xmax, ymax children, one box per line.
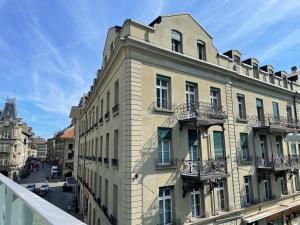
<box><xmin>17</xmin><ymin>161</ymin><xmax>76</xmax><ymax>214</ymax></box>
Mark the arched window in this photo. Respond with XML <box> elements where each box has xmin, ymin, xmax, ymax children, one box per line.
<box><xmin>269</xmin><ymin>70</ymin><xmax>274</xmax><ymax>84</ymax></box>
<box><xmin>197</xmin><ymin>40</ymin><xmax>206</xmax><ymax>60</ymax></box>
<box><xmin>253</xmin><ymin>63</ymin><xmax>259</xmax><ymax>79</ymax></box>
<box><xmin>171</xmin><ymin>30</ymin><xmax>182</xmax><ymax>53</ymax></box>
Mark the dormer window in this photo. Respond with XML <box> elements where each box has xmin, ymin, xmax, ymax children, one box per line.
<box><xmin>171</xmin><ymin>30</ymin><xmax>182</xmax><ymax>53</ymax></box>
<box><xmin>197</xmin><ymin>40</ymin><xmax>206</xmax><ymax>60</ymax></box>
<box><xmin>269</xmin><ymin>70</ymin><xmax>275</xmax><ymax>84</ymax></box>
<box><xmin>253</xmin><ymin>63</ymin><xmax>259</xmax><ymax>79</ymax></box>
<box><xmin>283</xmin><ymin>76</ymin><xmax>288</xmax><ymax>88</ymax></box>
<box><xmin>234</xmin><ymin>55</ymin><xmax>241</xmax><ymax>65</ymax></box>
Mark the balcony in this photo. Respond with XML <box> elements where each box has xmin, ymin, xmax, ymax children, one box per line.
<box><xmin>0</xmin><ymin>173</ymin><xmax>85</xmax><ymax>225</ymax></box>
<box><xmin>180</xmin><ymin>158</ymin><xmax>228</xmax><ymax>180</ymax></box>
<box><xmin>112</xmin><ymin>104</ymin><xmax>119</xmax><ymax>116</ymax></box>
<box><xmin>177</xmin><ymin>102</ymin><xmax>227</xmax><ymax>127</ymax></box>
<box><xmin>250</xmin><ymin>114</ymin><xmax>299</xmax><ymax>132</ymax></box>
<box><xmin>256</xmin><ymin>156</ymin><xmax>300</xmax><ymax>171</ymax></box>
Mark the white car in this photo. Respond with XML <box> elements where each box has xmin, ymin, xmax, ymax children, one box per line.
<box><xmin>26</xmin><ymin>184</ymin><xmax>36</xmax><ymax>192</ymax></box>
<box><xmin>40</xmin><ymin>183</ymin><xmax>49</xmax><ymax>193</ymax></box>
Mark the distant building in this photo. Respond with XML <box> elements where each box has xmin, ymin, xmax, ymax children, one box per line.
<box><xmin>31</xmin><ymin>136</ymin><xmax>47</xmax><ymax>159</ymax></box>
<box><xmin>0</xmin><ymin>98</ymin><xmax>33</xmax><ymax>180</ymax></box>
<box><xmin>47</xmin><ymin>126</ymin><xmax>75</xmax><ymax>178</ymax></box>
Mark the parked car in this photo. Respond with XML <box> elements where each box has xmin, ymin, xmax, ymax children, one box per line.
<box><xmin>50</xmin><ymin>166</ymin><xmax>58</xmax><ymax>175</ymax></box>
<box><xmin>40</xmin><ymin>183</ymin><xmax>49</xmax><ymax>193</ymax></box>
<box><xmin>26</xmin><ymin>184</ymin><xmax>36</xmax><ymax>192</ymax></box>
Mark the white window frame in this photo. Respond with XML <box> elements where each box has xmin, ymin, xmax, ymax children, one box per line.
<box><xmin>237</xmin><ymin>94</ymin><xmax>246</xmax><ymax>119</ymax></box>
<box><xmin>191</xmin><ymin>188</ymin><xmax>201</xmax><ymax>219</ymax></box>
<box><xmin>210</xmin><ymin>88</ymin><xmax>220</xmax><ymax>107</ymax></box>
<box><xmin>244</xmin><ymin>177</ymin><xmax>251</xmax><ymax>204</ymax></box>
<box><xmin>159</xmin><ymin>188</ymin><xmax>172</xmax><ymax>225</ymax></box>
<box><xmin>156</xmin><ymin>76</ymin><xmax>170</xmax><ymax>109</ymax></box>
<box><xmin>186</xmin><ymin>83</ymin><xmax>197</xmax><ymax>108</ymax></box>
<box><xmin>217</xmin><ymin>181</ymin><xmax>226</xmax><ymax>211</ymax></box>
<box><xmin>158</xmin><ymin>139</ymin><xmax>171</xmax><ymax>165</ymax></box>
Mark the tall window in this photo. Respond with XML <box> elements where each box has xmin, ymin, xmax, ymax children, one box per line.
<box><xmin>217</xmin><ymin>181</ymin><xmax>226</xmax><ymax>211</ymax></box>
<box><xmin>171</xmin><ymin>30</ymin><xmax>182</xmax><ymax>53</ymax></box>
<box><xmin>269</xmin><ymin>70</ymin><xmax>275</xmax><ymax>84</ymax></box>
<box><xmin>291</xmin><ymin>143</ymin><xmax>297</xmax><ymax>157</ymax></box>
<box><xmin>188</xmin><ymin>130</ymin><xmax>199</xmax><ymax>161</ymax></box>
<box><xmin>101</xmin><ymin>99</ymin><xmax>104</xmax><ymax>119</ymax></box>
<box><xmin>237</xmin><ymin>94</ymin><xmax>246</xmax><ymax>119</ymax></box>
<box><xmin>113</xmin><ymin>184</ymin><xmax>118</xmax><ymax>219</ymax></box>
<box><xmin>105</xmin><ymin>179</ymin><xmax>108</xmax><ymax>207</ymax></box>
<box><xmin>260</xmin><ymin>135</ymin><xmax>267</xmax><ymax>158</ymax></box>
<box><xmin>114</xmin><ymin>129</ymin><xmax>119</xmax><ymax>160</ymax></box>
<box><xmin>100</xmin><ymin>136</ymin><xmax>103</xmax><ymax>158</ymax></box>
<box><xmin>156</xmin><ymin>76</ymin><xmax>170</xmax><ymax>109</ymax></box>
<box><xmin>213</xmin><ymin>131</ymin><xmax>224</xmax><ymax>159</ymax></box>
<box><xmin>234</xmin><ymin>55</ymin><xmax>241</xmax><ymax>65</ymax></box>
<box><xmin>106</xmin><ymin>91</ymin><xmax>110</xmax><ymax>113</ymax></box>
<box><xmin>191</xmin><ymin>188</ymin><xmax>201</xmax><ymax>218</ymax></box>
<box><xmin>114</xmin><ymin>80</ymin><xmax>119</xmax><ymax>106</ymax></box>
<box><xmin>159</xmin><ymin>187</ymin><xmax>172</xmax><ymax>225</ymax></box>
<box><xmin>186</xmin><ymin>83</ymin><xmax>197</xmax><ymax>110</ymax></box>
<box><xmin>264</xmin><ymin>179</ymin><xmax>271</xmax><ymax>199</ymax></box>
<box><xmin>276</xmin><ymin>136</ymin><xmax>283</xmax><ymax>157</ymax></box>
<box><xmin>210</xmin><ymin>87</ymin><xmax>221</xmax><ymax>107</ymax></box>
<box><xmin>197</xmin><ymin>40</ymin><xmax>206</xmax><ymax>60</ymax></box>
<box><xmin>256</xmin><ymin>99</ymin><xmax>264</xmax><ymax>121</ymax></box>
<box><xmin>158</xmin><ymin>128</ymin><xmax>171</xmax><ymax>165</ymax></box>
<box><xmin>240</xmin><ymin>133</ymin><xmax>249</xmax><ymax>161</ymax></box>
<box><xmin>244</xmin><ymin>176</ymin><xmax>252</xmax><ymax>205</ymax></box>
<box><xmin>253</xmin><ymin>63</ymin><xmax>259</xmax><ymax>79</ymax></box>
<box><xmin>280</xmin><ymin>177</ymin><xmax>287</xmax><ymax>195</ymax></box>
<box><xmin>287</xmin><ymin>105</ymin><xmax>293</xmax><ymax>122</ymax></box>
<box><xmin>106</xmin><ymin>133</ymin><xmax>109</xmax><ymax>160</ymax></box>
<box><xmin>272</xmin><ymin>102</ymin><xmax>280</xmax><ymax>121</ymax></box>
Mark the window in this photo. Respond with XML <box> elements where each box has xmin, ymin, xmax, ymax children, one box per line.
<box><xmin>210</xmin><ymin>87</ymin><xmax>221</xmax><ymax>107</ymax></box>
<box><xmin>272</xmin><ymin>102</ymin><xmax>280</xmax><ymax>121</ymax></box>
<box><xmin>186</xmin><ymin>83</ymin><xmax>197</xmax><ymax>110</ymax></box>
<box><xmin>100</xmin><ymin>136</ymin><xmax>103</xmax><ymax>159</ymax></box>
<box><xmin>114</xmin><ymin>130</ymin><xmax>118</xmax><ymax>160</ymax></box>
<box><xmin>114</xmin><ymin>81</ymin><xmax>119</xmax><ymax>106</ymax></box>
<box><xmin>264</xmin><ymin>179</ymin><xmax>270</xmax><ymax>199</ymax></box>
<box><xmin>191</xmin><ymin>188</ymin><xmax>201</xmax><ymax>218</ymax></box>
<box><xmin>260</xmin><ymin>135</ymin><xmax>267</xmax><ymax>158</ymax></box>
<box><xmin>240</xmin><ymin>133</ymin><xmax>249</xmax><ymax>161</ymax></box>
<box><xmin>158</xmin><ymin>128</ymin><xmax>171</xmax><ymax>165</ymax></box>
<box><xmin>100</xmin><ymin>99</ymin><xmax>104</xmax><ymax>118</ymax></box>
<box><xmin>113</xmin><ymin>184</ymin><xmax>118</xmax><ymax>219</ymax></box>
<box><xmin>213</xmin><ymin>131</ymin><xmax>224</xmax><ymax>159</ymax></box>
<box><xmin>234</xmin><ymin>55</ymin><xmax>241</xmax><ymax>65</ymax></box>
<box><xmin>105</xmin><ymin>179</ymin><xmax>108</xmax><ymax>207</ymax></box>
<box><xmin>217</xmin><ymin>181</ymin><xmax>226</xmax><ymax>211</ymax></box>
<box><xmin>159</xmin><ymin>187</ymin><xmax>172</xmax><ymax>225</ymax></box>
<box><xmin>188</xmin><ymin>130</ymin><xmax>199</xmax><ymax>161</ymax></box>
<box><xmin>253</xmin><ymin>63</ymin><xmax>259</xmax><ymax>79</ymax></box>
<box><xmin>197</xmin><ymin>40</ymin><xmax>206</xmax><ymax>60</ymax></box>
<box><xmin>256</xmin><ymin>99</ymin><xmax>264</xmax><ymax>121</ymax></box>
<box><xmin>291</xmin><ymin>143</ymin><xmax>297</xmax><ymax>157</ymax></box>
<box><xmin>106</xmin><ymin>133</ymin><xmax>109</xmax><ymax>160</ymax></box>
<box><xmin>99</xmin><ymin>175</ymin><xmax>102</xmax><ymax>198</ymax></box>
<box><xmin>269</xmin><ymin>70</ymin><xmax>275</xmax><ymax>84</ymax></box>
<box><xmin>287</xmin><ymin>105</ymin><xmax>293</xmax><ymax>122</ymax></box>
<box><xmin>280</xmin><ymin>177</ymin><xmax>287</xmax><ymax>195</ymax></box>
<box><xmin>156</xmin><ymin>76</ymin><xmax>170</xmax><ymax>109</ymax></box>
<box><xmin>237</xmin><ymin>94</ymin><xmax>246</xmax><ymax>119</ymax></box>
<box><xmin>276</xmin><ymin>136</ymin><xmax>283</xmax><ymax>157</ymax></box>
<box><xmin>244</xmin><ymin>176</ymin><xmax>252</xmax><ymax>205</ymax></box>
<box><xmin>106</xmin><ymin>92</ymin><xmax>110</xmax><ymax>113</ymax></box>
<box><xmin>110</xmin><ymin>42</ymin><xmax>114</xmax><ymax>56</ymax></box>
<box><xmin>171</xmin><ymin>30</ymin><xmax>182</xmax><ymax>53</ymax></box>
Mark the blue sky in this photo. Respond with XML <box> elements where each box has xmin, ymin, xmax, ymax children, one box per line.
<box><xmin>0</xmin><ymin>0</ymin><xmax>300</xmax><ymax>138</ymax></box>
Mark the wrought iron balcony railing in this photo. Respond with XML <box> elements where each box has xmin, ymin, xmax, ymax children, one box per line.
<box><xmin>256</xmin><ymin>155</ymin><xmax>300</xmax><ymax>171</ymax></box>
<box><xmin>176</xmin><ymin>102</ymin><xmax>227</xmax><ymax>124</ymax></box>
<box><xmin>250</xmin><ymin>114</ymin><xmax>299</xmax><ymax>131</ymax></box>
<box><xmin>181</xmin><ymin>158</ymin><xmax>228</xmax><ymax>180</ymax></box>
<box><xmin>0</xmin><ymin>173</ymin><xmax>85</xmax><ymax>225</ymax></box>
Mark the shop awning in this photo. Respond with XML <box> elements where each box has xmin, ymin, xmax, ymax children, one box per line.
<box><xmin>243</xmin><ymin>198</ymin><xmax>300</xmax><ymax>224</ymax></box>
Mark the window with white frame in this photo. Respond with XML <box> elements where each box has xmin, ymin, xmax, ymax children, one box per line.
<box><xmin>210</xmin><ymin>87</ymin><xmax>220</xmax><ymax>107</ymax></box>
<box><xmin>269</xmin><ymin>70</ymin><xmax>275</xmax><ymax>84</ymax></box>
<box><xmin>159</xmin><ymin>187</ymin><xmax>172</xmax><ymax>225</ymax></box>
<box><xmin>156</xmin><ymin>76</ymin><xmax>170</xmax><ymax>109</ymax></box>
<box><xmin>217</xmin><ymin>181</ymin><xmax>226</xmax><ymax>211</ymax></box>
<box><xmin>171</xmin><ymin>30</ymin><xmax>182</xmax><ymax>53</ymax></box>
<box><xmin>253</xmin><ymin>63</ymin><xmax>259</xmax><ymax>79</ymax></box>
<box><xmin>264</xmin><ymin>179</ymin><xmax>270</xmax><ymax>199</ymax></box>
<box><xmin>197</xmin><ymin>40</ymin><xmax>206</xmax><ymax>60</ymax></box>
<box><xmin>186</xmin><ymin>82</ymin><xmax>197</xmax><ymax>110</ymax></box>
<box><xmin>191</xmin><ymin>188</ymin><xmax>201</xmax><ymax>218</ymax></box>
<box><xmin>157</xmin><ymin>128</ymin><xmax>171</xmax><ymax>165</ymax></box>
<box><xmin>244</xmin><ymin>176</ymin><xmax>252</xmax><ymax>205</ymax></box>
<box><xmin>237</xmin><ymin>94</ymin><xmax>246</xmax><ymax>119</ymax></box>
<box><xmin>240</xmin><ymin>133</ymin><xmax>249</xmax><ymax>161</ymax></box>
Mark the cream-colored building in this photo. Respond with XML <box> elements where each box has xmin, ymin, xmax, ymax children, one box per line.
<box><xmin>70</xmin><ymin>14</ymin><xmax>300</xmax><ymax>225</ymax></box>
<box><xmin>0</xmin><ymin>98</ymin><xmax>33</xmax><ymax>180</ymax></box>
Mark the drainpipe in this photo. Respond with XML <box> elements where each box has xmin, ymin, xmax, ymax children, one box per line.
<box><xmin>293</xmin><ymin>92</ymin><xmax>298</xmax><ymax>123</ymax></box>
<box><xmin>253</xmin><ymin>130</ymin><xmax>261</xmax><ymax>204</ymax></box>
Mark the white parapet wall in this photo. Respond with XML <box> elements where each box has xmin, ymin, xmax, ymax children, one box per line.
<box><xmin>0</xmin><ymin>173</ymin><xmax>86</xmax><ymax>225</ymax></box>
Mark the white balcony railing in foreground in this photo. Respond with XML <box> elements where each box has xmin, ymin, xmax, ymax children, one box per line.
<box><xmin>0</xmin><ymin>173</ymin><xmax>85</xmax><ymax>225</ymax></box>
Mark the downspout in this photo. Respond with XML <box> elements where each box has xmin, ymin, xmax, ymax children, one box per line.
<box><xmin>253</xmin><ymin>130</ymin><xmax>261</xmax><ymax>204</ymax></box>
<box><xmin>293</xmin><ymin>92</ymin><xmax>298</xmax><ymax>123</ymax></box>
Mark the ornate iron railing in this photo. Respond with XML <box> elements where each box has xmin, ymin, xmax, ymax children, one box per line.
<box><xmin>181</xmin><ymin>158</ymin><xmax>227</xmax><ymax>179</ymax></box>
<box><xmin>256</xmin><ymin>156</ymin><xmax>300</xmax><ymax>170</ymax></box>
<box><xmin>249</xmin><ymin>114</ymin><xmax>299</xmax><ymax>130</ymax></box>
<box><xmin>176</xmin><ymin>102</ymin><xmax>227</xmax><ymax>122</ymax></box>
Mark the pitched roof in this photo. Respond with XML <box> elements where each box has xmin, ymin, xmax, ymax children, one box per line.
<box><xmin>59</xmin><ymin>126</ymin><xmax>74</xmax><ymax>139</ymax></box>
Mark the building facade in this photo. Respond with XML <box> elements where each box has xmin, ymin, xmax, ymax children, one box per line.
<box><xmin>31</xmin><ymin>136</ymin><xmax>47</xmax><ymax>159</ymax></box>
<box><xmin>70</xmin><ymin>14</ymin><xmax>300</xmax><ymax>225</ymax></box>
<box><xmin>0</xmin><ymin>98</ymin><xmax>33</xmax><ymax>180</ymax></box>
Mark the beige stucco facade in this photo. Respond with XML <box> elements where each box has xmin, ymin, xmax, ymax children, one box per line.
<box><xmin>71</xmin><ymin>14</ymin><xmax>300</xmax><ymax>225</ymax></box>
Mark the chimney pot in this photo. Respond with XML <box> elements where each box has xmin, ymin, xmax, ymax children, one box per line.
<box><xmin>291</xmin><ymin>66</ymin><xmax>297</xmax><ymax>73</ymax></box>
